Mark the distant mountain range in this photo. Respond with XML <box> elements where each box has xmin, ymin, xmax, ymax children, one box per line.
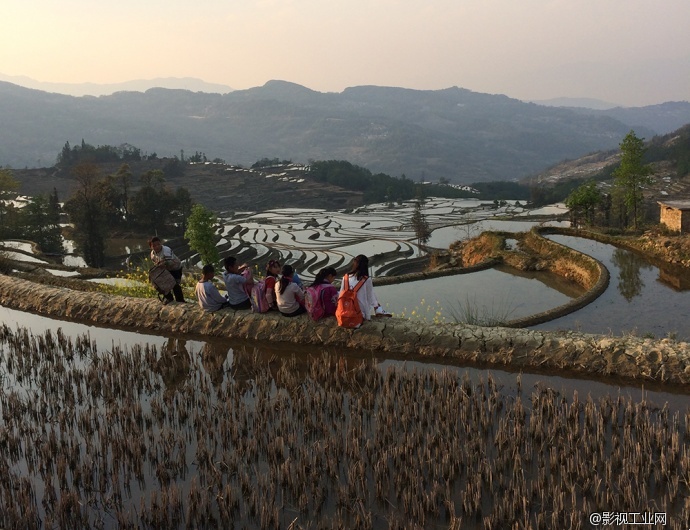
<box><xmin>1</xmin><ymin>79</ymin><xmax>689</xmax><ymax>183</ymax></box>
<box><xmin>527</xmin><ymin>97</ymin><xmax>623</xmax><ymax>110</ymax></box>
<box><xmin>0</xmin><ymin>73</ymin><xmax>233</xmax><ymax>97</ymax></box>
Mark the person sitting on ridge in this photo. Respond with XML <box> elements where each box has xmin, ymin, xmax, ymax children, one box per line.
<box><xmin>308</xmin><ymin>266</ymin><xmax>339</xmax><ymax>319</ymax></box>
<box><xmin>275</xmin><ymin>264</ymin><xmax>306</xmax><ymax>317</ymax></box>
<box><xmin>195</xmin><ymin>264</ymin><xmax>230</xmax><ymax>312</ymax></box>
<box><xmin>339</xmin><ymin>254</ymin><xmax>391</xmax><ymax>320</ymax></box>
<box><xmin>263</xmin><ymin>259</ymin><xmax>281</xmax><ymax>310</ymax></box>
<box><xmin>222</xmin><ymin>256</ymin><xmax>252</xmax><ymax>310</ymax></box>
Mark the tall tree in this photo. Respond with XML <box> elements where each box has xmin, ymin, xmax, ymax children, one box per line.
<box><xmin>0</xmin><ymin>169</ymin><xmax>20</xmax><ymax>239</ymax></box>
<box><xmin>131</xmin><ymin>170</ymin><xmax>169</xmax><ymax>232</ymax></box>
<box><xmin>184</xmin><ymin>204</ymin><xmax>219</xmax><ymax>266</ymax></box>
<box><xmin>63</xmin><ymin>163</ymin><xmax>114</xmax><ymax>267</ymax></box>
<box><xmin>172</xmin><ymin>187</ymin><xmax>194</xmax><ymax>233</ymax></box>
<box><xmin>21</xmin><ymin>195</ymin><xmax>63</xmax><ymax>253</ymax></box>
<box><xmin>57</xmin><ymin>141</ymin><xmax>72</xmax><ymax>166</ymax></box>
<box><xmin>612</xmin><ymin>130</ymin><xmax>653</xmax><ymax>230</ymax></box>
<box><xmin>113</xmin><ymin>163</ymin><xmax>133</xmax><ymax>221</ymax></box>
<box><xmin>411</xmin><ymin>200</ymin><xmax>432</xmax><ymax>250</ymax></box>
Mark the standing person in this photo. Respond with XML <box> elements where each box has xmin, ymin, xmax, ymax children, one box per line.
<box><xmin>264</xmin><ymin>259</ymin><xmax>281</xmax><ymax>310</ymax></box>
<box><xmin>275</xmin><ymin>264</ymin><xmax>306</xmax><ymax>317</ymax></box>
<box><xmin>149</xmin><ymin>236</ymin><xmax>185</xmax><ymax>303</ymax></box>
<box><xmin>339</xmin><ymin>254</ymin><xmax>391</xmax><ymax>320</ymax></box>
<box><xmin>195</xmin><ymin>264</ymin><xmax>230</xmax><ymax>312</ymax></box>
<box><xmin>222</xmin><ymin>256</ymin><xmax>252</xmax><ymax>310</ymax></box>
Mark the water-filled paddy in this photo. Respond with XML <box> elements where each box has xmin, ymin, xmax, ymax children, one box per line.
<box><xmin>0</xmin><ymin>240</ymin><xmax>35</xmax><ymax>253</ymax></box>
<box><xmin>533</xmin><ymin>235</ymin><xmax>690</xmax><ymax>340</ymax></box>
<box><xmin>376</xmin><ymin>266</ymin><xmax>583</xmax><ymax>323</ymax></box>
<box><xmin>1</xmin><ymin>250</ymin><xmax>48</xmax><ymax>264</ymax></box>
<box><xmin>426</xmin><ymin>220</ymin><xmax>569</xmax><ymax>249</ymax></box>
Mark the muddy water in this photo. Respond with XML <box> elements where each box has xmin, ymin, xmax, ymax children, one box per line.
<box><xmin>2</xmin><ymin>310</ymin><xmax>690</xmax><ymax>528</ymax></box>
<box><xmin>534</xmin><ymin>235</ymin><xmax>690</xmax><ymax>341</ymax></box>
<box><xmin>3</xmin><ymin>299</ymin><xmax>690</xmax><ymax>528</ymax></box>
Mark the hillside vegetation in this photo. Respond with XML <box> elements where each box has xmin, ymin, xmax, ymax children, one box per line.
<box><xmin>9</xmin><ymin>141</ymin><xmax>536</xmax><ymax>215</ymax></box>
<box><xmin>521</xmin><ymin>125</ymin><xmax>690</xmax><ymax>232</ymax></box>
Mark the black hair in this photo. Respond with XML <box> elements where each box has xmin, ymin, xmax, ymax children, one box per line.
<box><xmin>348</xmin><ymin>254</ymin><xmax>369</xmax><ymax>280</ymax></box>
<box><xmin>310</xmin><ymin>266</ymin><xmax>337</xmax><ymax>287</ymax></box>
<box><xmin>223</xmin><ymin>256</ymin><xmax>237</xmax><ymax>271</ymax></box>
<box><xmin>202</xmin><ymin>264</ymin><xmax>215</xmax><ymax>275</ymax></box>
<box><xmin>278</xmin><ymin>264</ymin><xmax>294</xmax><ymax>295</ymax></box>
<box><xmin>266</xmin><ymin>259</ymin><xmax>281</xmax><ymax>278</ymax></box>
<box><xmin>148</xmin><ymin>236</ymin><xmax>161</xmax><ymax>247</ymax></box>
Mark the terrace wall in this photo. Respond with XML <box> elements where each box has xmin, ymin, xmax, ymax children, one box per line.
<box><xmin>2</xmin><ymin>273</ymin><xmax>690</xmax><ymax>386</ymax></box>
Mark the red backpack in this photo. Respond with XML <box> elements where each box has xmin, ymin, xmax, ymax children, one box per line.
<box><xmin>336</xmin><ymin>274</ymin><xmax>367</xmax><ymax>328</ymax></box>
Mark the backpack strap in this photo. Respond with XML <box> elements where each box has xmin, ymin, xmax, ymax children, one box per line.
<box><xmin>353</xmin><ymin>276</ymin><xmax>367</xmax><ymax>293</ymax></box>
<box><xmin>343</xmin><ymin>274</ymin><xmax>367</xmax><ymax>293</ymax></box>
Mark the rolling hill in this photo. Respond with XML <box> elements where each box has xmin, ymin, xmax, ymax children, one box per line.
<box><xmin>1</xmin><ymin>80</ymin><xmax>688</xmax><ymax>184</ymax></box>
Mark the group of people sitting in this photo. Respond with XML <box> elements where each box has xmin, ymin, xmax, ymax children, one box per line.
<box><xmin>148</xmin><ymin>236</ymin><xmax>391</xmax><ymax>323</ymax></box>
<box><xmin>196</xmin><ymin>254</ymin><xmax>390</xmax><ymax>322</ymax></box>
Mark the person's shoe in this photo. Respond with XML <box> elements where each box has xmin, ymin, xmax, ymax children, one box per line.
<box><xmin>375</xmin><ymin>306</ymin><xmax>392</xmax><ymax>317</ymax></box>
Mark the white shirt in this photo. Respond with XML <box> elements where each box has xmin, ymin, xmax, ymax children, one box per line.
<box><xmin>339</xmin><ymin>274</ymin><xmax>379</xmax><ymax>320</ymax></box>
<box><xmin>275</xmin><ymin>281</ymin><xmax>304</xmax><ymax>314</ymax></box>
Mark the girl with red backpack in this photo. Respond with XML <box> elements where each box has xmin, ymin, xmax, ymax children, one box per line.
<box><xmin>338</xmin><ymin>255</ymin><xmax>390</xmax><ymax>325</ymax></box>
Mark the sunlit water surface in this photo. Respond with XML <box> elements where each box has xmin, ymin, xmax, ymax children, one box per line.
<box><xmin>533</xmin><ymin>235</ymin><xmax>690</xmax><ymax>341</ymax></box>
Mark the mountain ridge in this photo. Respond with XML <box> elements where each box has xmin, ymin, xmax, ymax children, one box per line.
<box><xmin>1</xmin><ymin>79</ymin><xmax>689</xmax><ymax>183</ymax></box>
<box><xmin>0</xmin><ymin>73</ymin><xmax>233</xmax><ymax>97</ymax></box>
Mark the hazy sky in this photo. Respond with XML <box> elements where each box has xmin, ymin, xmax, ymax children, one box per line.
<box><xmin>1</xmin><ymin>0</ymin><xmax>688</xmax><ymax>106</ymax></box>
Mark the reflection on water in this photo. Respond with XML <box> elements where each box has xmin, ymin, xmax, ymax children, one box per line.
<box><xmin>376</xmin><ymin>267</ymin><xmax>581</xmax><ymax>323</ymax></box>
<box><xmin>535</xmin><ymin>235</ymin><xmax>690</xmax><ymax>340</ymax></box>
<box><xmin>659</xmin><ymin>266</ymin><xmax>690</xmax><ymax>291</ymax></box>
<box><xmin>200</xmin><ymin>341</ymin><xmax>231</xmax><ymax>387</ymax></box>
<box><xmin>155</xmin><ymin>338</ymin><xmax>191</xmax><ymax>394</ymax></box>
<box><xmin>611</xmin><ymin>247</ymin><xmax>653</xmax><ymax>301</ymax></box>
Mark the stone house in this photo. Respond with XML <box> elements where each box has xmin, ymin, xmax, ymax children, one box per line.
<box><xmin>658</xmin><ymin>200</ymin><xmax>690</xmax><ymax>233</ymax></box>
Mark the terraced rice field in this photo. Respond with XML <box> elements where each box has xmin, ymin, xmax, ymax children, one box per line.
<box><xmin>203</xmin><ymin>199</ymin><xmax>568</xmax><ymax>280</ymax></box>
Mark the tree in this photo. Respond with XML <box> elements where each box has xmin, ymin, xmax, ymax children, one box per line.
<box><xmin>21</xmin><ymin>195</ymin><xmax>63</xmax><ymax>253</ymax></box>
<box><xmin>612</xmin><ymin>130</ymin><xmax>653</xmax><ymax>230</ymax></box>
<box><xmin>565</xmin><ymin>181</ymin><xmax>602</xmax><ymax>228</ymax></box>
<box><xmin>130</xmin><ymin>170</ymin><xmax>169</xmax><ymax>232</ymax></box>
<box><xmin>0</xmin><ymin>168</ymin><xmax>19</xmax><ymax>197</ymax></box>
<box><xmin>185</xmin><ymin>204</ymin><xmax>219</xmax><ymax>266</ymax></box>
<box><xmin>0</xmin><ymin>169</ymin><xmax>20</xmax><ymax>238</ymax></box>
<box><xmin>63</xmin><ymin>163</ymin><xmax>114</xmax><ymax>267</ymax></box>
<box><xmin>113</xmin><ymin>163</ymin><xmax>133</xmax><ymax>220</ymax></box>
<box><xmin>411</xmin><ymin>200</ymin><xmax>431</xmax><ymax>250</ymax></box>
<box><xmin>171</xmin><ymin>187</ymin><xmax>194</xmax><ymax>233</ymax></box>
<box><xmin>57</xmin><ymin>141</ymin><xmax>72</xmax><ymax>166</ymax></box>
